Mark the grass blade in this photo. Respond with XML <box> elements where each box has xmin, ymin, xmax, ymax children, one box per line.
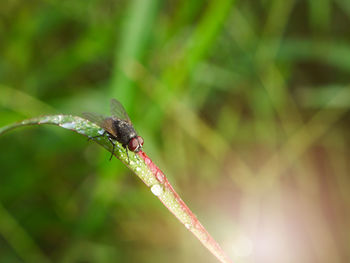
<box><xmin>0</xmin><ymin>115</ymin><xmax>233</xmax><ymax>263</ymax></box>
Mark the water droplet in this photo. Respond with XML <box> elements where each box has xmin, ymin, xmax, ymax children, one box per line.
<box><xmin>155</xmin><ymin>171</ymin><xmax>164</xmax><ymax>183</ymax></box>
<box><xmin>185</xmin><ymin>223</ymin><xmax>192</xmax><ymax>230</ymax></box>
<box><xmin>136</xmin><ymin>167</ymin><xmax>141</xmax><ymax>172</ymax></box>
<box><xmin>145</xmin><ymin>158</ymin><xmax>151</xmax><ymax>165</ymax></box>
<box><xmin>150</xmin><ymin>165</ymin><xmax>157</xmax><ymax>174</ymax></box>
<box><xmin>60</xmin><ymin>122</ymin><xmax>76</xmax><ymax>129</ymax></box>
<box><xmin>98</xmin><ymin>129</ymin><xmax>105</xmax><ymax>135</ymax></box>
<box><xmin>150</xmin><ymin>184</ymin><xmax>163</xmax><ymax>196</ymax></box>
<box><xmin>38</xmin><ymin>116</ymin><xmax>50</xmax><ymax>124</ymax></box>
<box><xmin>76</xmin><ymin>128</ymin><xmax>85</xmax><ymax>135</ymax></box>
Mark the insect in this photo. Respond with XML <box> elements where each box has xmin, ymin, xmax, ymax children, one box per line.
<box><xmin>83</xmin><ymin>99</ymin><xmax>144</xmax><ymax>162</ymax></box>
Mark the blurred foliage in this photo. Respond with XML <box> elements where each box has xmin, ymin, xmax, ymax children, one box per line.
<box><xmin>0</xmin><ymin>0</ymin><xmax>350</xmax><ymax>263</ymax></box>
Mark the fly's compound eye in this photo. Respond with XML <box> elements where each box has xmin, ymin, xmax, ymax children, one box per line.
<box><xmin>137</xmin><ymin>136</ymin><xmax>144</xmax><ymax>146</ymax></box>
<box><xmin>128</xmin><ymin>138</ymin><xmax>140</xmax><ymax>152</ymax></box>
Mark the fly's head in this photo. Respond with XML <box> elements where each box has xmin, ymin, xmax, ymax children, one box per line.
<box><xmin>128</xmin><ymin>136</ymin><xmax>144</xmax><ymax>153</ymax></box>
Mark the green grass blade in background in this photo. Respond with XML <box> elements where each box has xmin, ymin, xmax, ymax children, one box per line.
<box><xmin>0</xmin><ymin>204</ymin><xmax>52</xmax><ymax>263</ymax></box>
<box><xmin>0</xmin><ymin>85</ymin><xmax>56</xmax><ymax>118</ymax></box>
<box><xmin>110</xmin><ymin>0</ymin><xmax>159</xmax><ymax>108</ymax></box>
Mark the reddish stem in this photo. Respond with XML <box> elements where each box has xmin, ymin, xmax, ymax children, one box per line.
<box><xmin>138</xmin><ymin>151</ymin><xmax>233</xmax><ymax>263</ymax></box>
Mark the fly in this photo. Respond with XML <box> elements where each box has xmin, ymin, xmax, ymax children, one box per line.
<box><xmin>83</xmin><ymin>99</ymin><xmax>144</xmax><ymax>162</ymax></box>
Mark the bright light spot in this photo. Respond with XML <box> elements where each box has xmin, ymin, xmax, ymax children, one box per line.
<box><xmin>232</xmin><ymin>235</ymin><xmax>253</xmax><ymax>258</ymax></box>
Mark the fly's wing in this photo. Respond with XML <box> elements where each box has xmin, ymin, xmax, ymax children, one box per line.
<box><xmin>82</xmin><ymin>112</ymin><xmax>108</xmax><ymax>130</ymax></box>
<box><xmin>110</xmin><ymin>98</ymin><xmax>131</xmax><ymax>124</ymax></box>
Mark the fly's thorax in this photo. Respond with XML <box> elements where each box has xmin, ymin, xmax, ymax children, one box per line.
<box><xmin>112</xmin><ymin>119</ymin><xmax>138</xmax><ymax>145</ymax></box>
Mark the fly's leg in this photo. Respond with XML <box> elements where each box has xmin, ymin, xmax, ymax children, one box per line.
<box><xmin>124</xmin><ymin>145</ymin><xmax>130</xmax><ymax>164</ymax></box>
<box><xmin>87</xmin><ymin>131</ymin><xmax>116</xmax><ymax>161</ymax></box>
<box><xmin>134</xmin><ymin>151</ymin><xmax>141</xmax><ymax>162</ymax></box>
<box><xmin>107</xmin><ymin>136</ymin><xmax>116</xmax><ymax>161</ymax></box>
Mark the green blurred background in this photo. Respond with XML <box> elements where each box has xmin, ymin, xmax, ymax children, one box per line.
<box><xmin>1</xmin><ymin>0</ymin><xmax>350</xmax><ymax>262</ymax></box>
